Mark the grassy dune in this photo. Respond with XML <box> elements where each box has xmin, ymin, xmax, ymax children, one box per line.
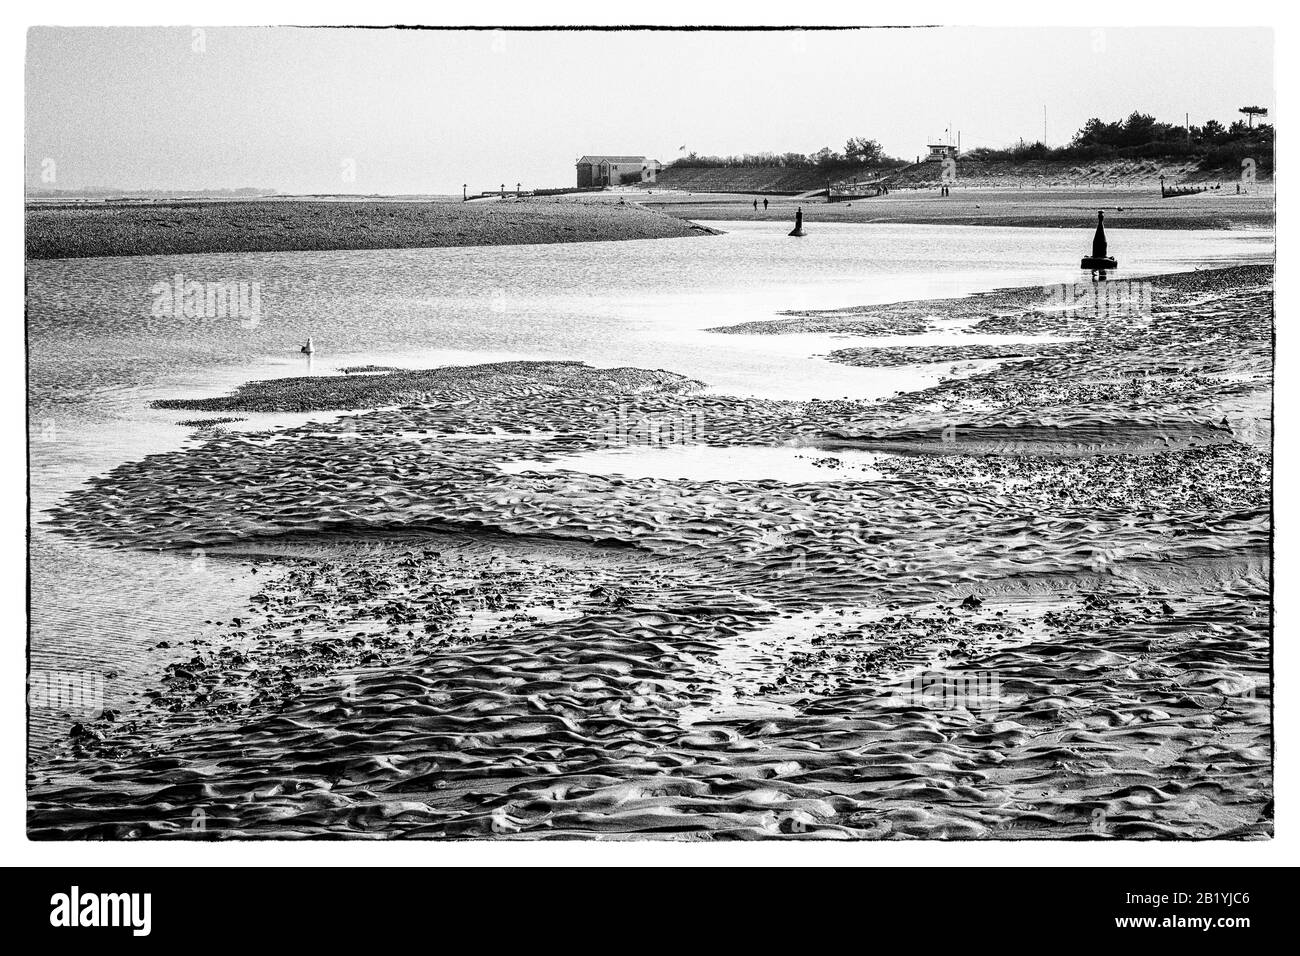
<box><xmin>882</xmin><ymin>157</ymin><xmax>1268</xmax><ymax>188</ymax></box>
<box><xmin>652</xmin><ymin>157</ymin><xmax>1270</xmax><ymax>196</ymax></box>
<box><xmin>25</xmin><ymin>197</ymin><xmax>715</xmax><ymax>260</ymax></box>
<box><xmin>654</xmin><ymin>165</ymin><xmax>837</xmax><ymax>194</ymax></box>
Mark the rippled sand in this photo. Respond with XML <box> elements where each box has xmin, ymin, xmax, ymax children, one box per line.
<box><xmin>29</xmin><ymin>266</ymin><xmax>1272</xmax><ymax>840</ymax></box>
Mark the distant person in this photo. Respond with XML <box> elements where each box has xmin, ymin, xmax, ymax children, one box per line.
<box><xmin>753</xmin><ymin>198</ymin><xmax>758</xmax><ymax>210</ymax></box>
<box><xmin>763</xmin><ymin>198</ymin><xmax>769</xmax><ymax>210</ymax></box>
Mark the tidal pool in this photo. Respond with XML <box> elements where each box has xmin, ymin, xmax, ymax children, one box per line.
<box><xmin>498</xmin><ymin>444</ymin><xmax>894</xmax><ymax>483</ymax></box>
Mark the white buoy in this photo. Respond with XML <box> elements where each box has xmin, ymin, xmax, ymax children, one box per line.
<box><xmin>301</xmin><ymin>337</ymin><xmax>315</xmax><ymax>355</ymax></box>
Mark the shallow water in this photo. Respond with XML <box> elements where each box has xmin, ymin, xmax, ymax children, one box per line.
<box><xmin>499</xmin><ymin>444</ymin><xmax>893</xmax><ymax>483</ymax></box>
<box><xmin>28</xmin><ymin>222</ymin><xmax>1271</xmax><ymax>494</ymax></box>
<box><xmin>29</xmin><ymin>221</ymin><xmax>1270</xmax><ymax>404</ymax></box>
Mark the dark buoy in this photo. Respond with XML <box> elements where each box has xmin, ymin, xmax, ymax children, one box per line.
<box><xmin>1080</xmin><ymin>210</ymin><xmax>1118</xmax><ymax>274</ymax></box>
<box><xmin>788</xmin><ymin>205</ymin><xmax>805</xmax><ymax>237</ymax></box>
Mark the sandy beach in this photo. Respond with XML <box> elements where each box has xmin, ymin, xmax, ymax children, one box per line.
<box><xmin>26</xmin><ymin>184</ymin><xmax>1274</xmax><ymax>264</ymax></box>
<box><xmin>25</xmin><ymin>197</ymin><xmax>714</xmax><ymax>259</ymax></box>
<box><xmin>28</xmin><ymin>257</ymin><xmax>1271</xmax><ymax>839</ymax></box>
<box><xmin>639</xmin><ymin>186</ymin><xmax>1276</xmax><ymax>231</ymax></box>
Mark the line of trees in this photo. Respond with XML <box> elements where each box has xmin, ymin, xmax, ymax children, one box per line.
<box><xmin>672</xmin><ymin>110</ymin><xmax>1272</xmax><ymax>174</ymax></box>
<box><xmin>964</xmin><ymin>110</ymin><xmax>1273</xmax><ymax>171</ymax></box>
<box><xmin>674</xmin><ymin>137</ymin><xmax>907</xmax><ymax>171</ymax></box>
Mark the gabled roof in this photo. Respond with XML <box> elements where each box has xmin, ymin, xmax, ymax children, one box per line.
<box><xmin>576</xmin><ymin>155</ymin><xmax>647</xmax><ymax>165</ymax></box>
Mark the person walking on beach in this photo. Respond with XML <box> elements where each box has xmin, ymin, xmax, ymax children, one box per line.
<box><xmin>753</xmin><ymin>198</ymin><xmax>758</xmax><ymax>211</ymax></box>
<box><xmin>763</xmin><ymin>198</ymin><xmax>769</xmax><ymax>210</ymax></box>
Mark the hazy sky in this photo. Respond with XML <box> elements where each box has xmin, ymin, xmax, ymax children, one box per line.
<box><xmin>25</xmin><ymin>26</ymin><xmax>1274</xmax><ymax>195</ymax></box>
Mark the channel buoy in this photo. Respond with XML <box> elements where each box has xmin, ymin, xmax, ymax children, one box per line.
<box><xmin>788</xmin><ymin>206</ymin><xmax>806</xmax><ymax>237</ymax></box>
<box><xmin>1080</xmin><ymin>211</ymin><xmax>1118</xmax><ymax>275</ymax></box>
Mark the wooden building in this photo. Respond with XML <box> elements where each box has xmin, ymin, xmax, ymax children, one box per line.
<box><xmin>576</xmin><ymin>155</ymin><xmax>661</xmax><ymax>187</ymax></box>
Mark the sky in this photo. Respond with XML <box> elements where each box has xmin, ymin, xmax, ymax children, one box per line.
<box><xmin>25</xmin><ymin>25</ymin><xmax>1274</xmax><ymax>195</ymax></box>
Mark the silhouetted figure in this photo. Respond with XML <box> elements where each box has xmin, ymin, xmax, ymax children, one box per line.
<box><xmin>763</xmin><ymin>198</ymin><xmax>769</xmax><ymax>210</ymax></box>
<box><xmin>1080</xmin><ymin>210</ymin><xmax>1118</xmax><ymax>277</ymax></box>
<box><xmin>789</xmin><ymin>206</ymin><xmax>805</xmax><ymax>237</ymax></box>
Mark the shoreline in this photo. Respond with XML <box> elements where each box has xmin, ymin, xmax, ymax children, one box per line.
<box><xmin>24</xmin><ymin>197</ymin><xmax>717</xmax><ymax>260</ymax></box>
<box><xmin>25</xmin><ymin>186</ymin><xmax>1274</xmax><ymax>260</ymax></box>
<box><xmin>644</xmin><ymin>186</ymin><xmax>1275</xmax><ymax>231</ymax></box>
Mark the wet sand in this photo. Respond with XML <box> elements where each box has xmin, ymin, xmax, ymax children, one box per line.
<box><xmin>25</xmin><ymin>198</ymin><xmax>715</xmax><ymax>259</ymax></box>
<box><xmin>641</xmin><ymin>187</ymin><xmax>1275</xmax><ymax>231</ymax></box>
<box><xmin>27</xmin><ymin>261</ymin><xmax>1271</xmax><ymax>840</ymax></box>
<box><xmin>25</xmin><ymin>187</ymin><xmax>1275</xmax><ymax>264</ymax></box>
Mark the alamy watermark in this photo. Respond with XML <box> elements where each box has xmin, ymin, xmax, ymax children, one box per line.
<box><xmin>891</xmin><ymin>669</ymin><xmax>1001</xmax><ymax>717</ymax></box>
<box><xmin>50</xmin><ymin>886</ymin><xmax>151</xmax><ymax>936</ymax></box>
<box><xmin>149</xmin><ymin>273</ymin><xmax>262</xmax><ymax>326</ymax></box>
<box><xmin>28</xmin><ymin>668</ymin><xmax>106</xmax><ymax>717</ymax></box>
<box><xmin>1042</xmin><ymin>279</ymin><xmax>1152</xmax><ymax>317</ymax></box>
<box><xmin>596</xmin><ymin>404</ymin><xmax>705</xmax><ymax>446</ymax></box>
